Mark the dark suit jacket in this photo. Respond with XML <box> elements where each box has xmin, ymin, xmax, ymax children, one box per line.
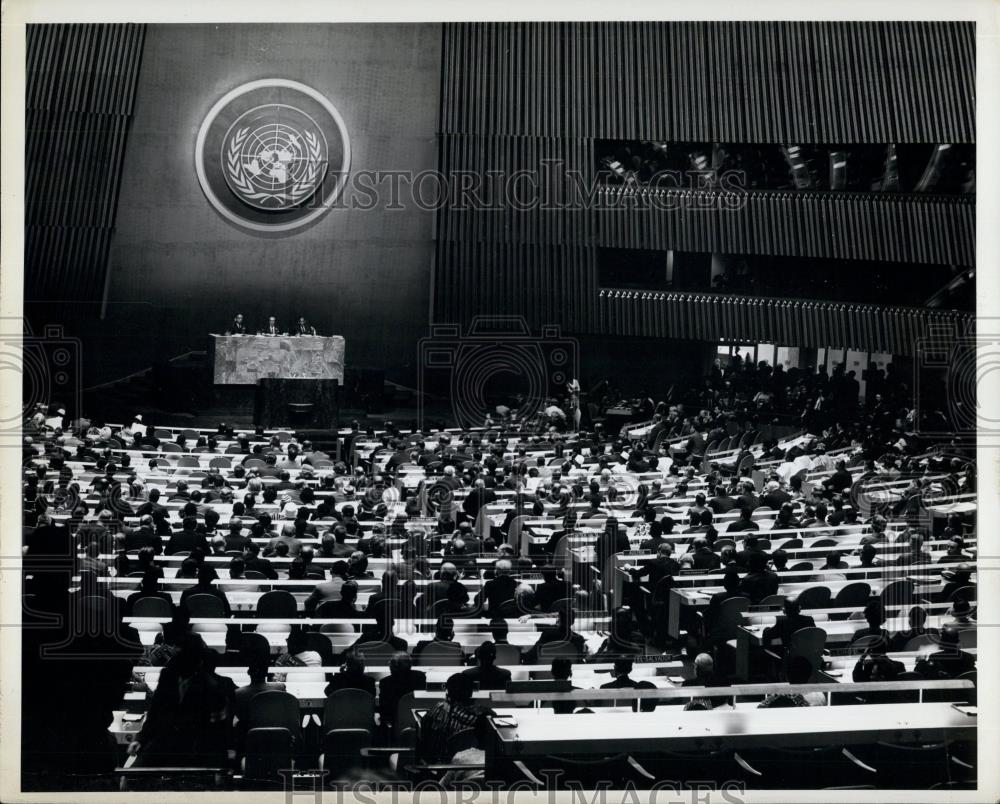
<box><xmin>136</xmin><ymin>501</ymin><xmax>168</xmax><ymax>519</ymax></box>
<box><xmin>421</xmin><ymin>579</ymin><xmax>457</xmax><ymax>610</ymax></box>
<box><xmin>600</xmin><ymin>675</ymin><xmax>658</xmax><ymax>711</ymax></box>
<box><xmin>245</xmin><ymin>557</ymin><xmax>279</xmax><ymax>579</ymax></box>
<box><xmin>462</xmin><ymin>488</ymin><xmax>497</xmax><ymax>519</ymax></box>
<box><xmin>125</xmin><ymin>526</ymin><xmax>163</xmax><ymax>554</ymax></box>
<box><xmin>593</xmin><ymin>530</ymin><xmax>630</xmax><ymax>568</ymax></box>
<box><xmin>534</xmin><ymin>579</ymin><xmax>575</xmax><ymax>611</ymax></box>
<box><xmin>735</xmin><ymin>547</ymin><xmax>770</xmax><ymax>570</ymax></box>
<box><xmin>761</xmin><ymin>613</ymin><xmax>816</xmax><ymax>647</ymax></box>
<box><xmin>378</xmin><ymin>669</ymin><xmax>427</xmax><ymax>724</ymax></box>
<box><xmin>461</xmin><ymin>664</ymin><xmax>512</xmax><ymax>691</ymax></box>
<box><xmin>761</xmin><ymin>490</ymin><xmax>792</xmax><ymax>510</ymax></box>
<box><xmin>524</xmin><ymin>628</ymin><xmax>585</xmax><ymax>664</ymax></box>
<box><xmin>165</xmin><ymin>529</ymin><xmax>208</xmax><ymax>556</ymax></box>
<box><xmin>479</xmin><ymin>575</ymin><xmax>519</xmax><ymax>613</ymax></box>
<box><xmin>708</xmin><ymin>496</ymin><xmax>737</xmax><ymax>514</ymax></box>
<box><xmin>923</xmin><ymin>649</ymin><xmax>976</xmax><ymax>678</ymax></box>
<box><xmin>827</xmin><ymin>469</ymin><xmax>853</xmax><ymax>494</ymax></box>
<box><xmin>692</xmin><ymin>550</ymin><xmax>722</xmax><ymax>571</ymax></box>
<box><xmin>739</xmin><ymin>570</ymin><xmax>779</xmax><ymax>603</ymax></box>
<box><xmin>629</xmin><ymin>557</ymin><xmax>680</xmax><ymax>595</ymax></box>
<box><xmin>317</xmin><ymin>599</ymin><xmax>359</xmax><ymax>619</ymax></box>
<box><xmin>324</xmin><ymin>672</ymin><xmax>376</xmax><ymax>697</ymax></box>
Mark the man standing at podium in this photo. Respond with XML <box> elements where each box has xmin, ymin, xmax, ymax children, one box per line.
<box><xmin>295</xmin><ymin>317</ymin><xmax>317</xmax><ymax>336</ymax></box>
<box><xmin>226</xmin><ymin>313</ymin><xmax>246</xmax><ymax>335</ymax></box>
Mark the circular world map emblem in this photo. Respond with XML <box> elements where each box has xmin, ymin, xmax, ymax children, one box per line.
<box><xmin>195</xmin><ymin>79</ymin><xmax>350</xmax><ymax>233</ymax></box>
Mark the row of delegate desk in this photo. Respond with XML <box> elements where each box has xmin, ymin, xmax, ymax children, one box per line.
<box><xmin>109</xmin><ymin>671</ymin><xmax>976</xmax><ymax>753</ymax></box>
<box><xmin>95</xmin><ymin>533</ymin><xmax>973</xmax><ymax>576</ymax></box>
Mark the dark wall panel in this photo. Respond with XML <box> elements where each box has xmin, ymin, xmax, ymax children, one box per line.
<box><xmin>105</xmin><ymin>24</ymin><xmax>441</xmax><ymax>385</ymax></box>
<box><xmin>25</xmin><ymin>24</ymin><xmax>145</xmax><ymax>303</ymax></box>
<box><xmin>598</xmin><ymin>190</ymin><xmax>975</xmax><ymax>267</ymax></box>
<box><xmin>434</xmin><ymin>242</ymin><xmax>597</xmax><ymax>334</ymax></box>
<box><xmin>440</xmin><ymin>21</ymin><xmax>975</xmax><ymax>143</ymax></box>
<box><xmin>435</xmin><ymin>21</ymin><xmax>976</xmax><ymax>356</ymax></box>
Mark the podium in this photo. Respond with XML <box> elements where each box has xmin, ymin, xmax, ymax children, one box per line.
<box><xmin>209</xmin><ymin>335</ymin><xmax>344</xmax><ymax>428</ymax></box>
<box><xmin>210</xmin><ymin>334</ymin><xmax>345</xmax><ymax>384</ymax></box>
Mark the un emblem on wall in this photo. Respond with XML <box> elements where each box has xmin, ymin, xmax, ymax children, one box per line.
<box><xmin>195</xmin><ymin>79</ymin><xmax>350</xmax><ymax>233</ymax></box>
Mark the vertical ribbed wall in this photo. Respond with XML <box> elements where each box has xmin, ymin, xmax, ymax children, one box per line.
<box><xmin>434</xmin><ymin>21</ymin><xmax>976</xmax><ymax>352</ymax></box>
<box><xmin>25</xmin><ymin>23</ymin><xmax>145</xmax><ymax>303</ymax></box>
<box><xmin>439</xmin><ymin>21</ymin><xmax>975</xmax><ymax>141</ymax></box>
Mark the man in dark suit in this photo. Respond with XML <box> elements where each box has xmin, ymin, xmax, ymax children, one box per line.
<box><xmin>937</xmin><ymin>563</ymin><xmax>974</xmax><ymax>602</ymax></box>
<box><xmin>937</xmin><ymin>537</ymin><xmax>973</xmax><ymax>565</ymax></box>
<box><xmin>315</xmin><ymin>580</ymin><xmax>360</xmax><ymax>619</ymax></box>
<box><xmin>326</xmin><ymin>525</ymin><xmax>356</xmax><ymax>558</ymax></box>
<box><xmin>165</xmin><ymin>516</ymin><xmax>208</xmax><ymax>555</ymax></box>
<box><xmin>461</xmin><ymin>478</ymin><xmax>496</xmax><ymax>521</ymax></box>
<box><xmin>627</xmin><ymin>542</ymin><xmax>680</xmax><ymax>590</ymax></box>
<box><xmin>477</xmin><ymin>560</ymin><xmax>519</xmax><ymax>614</ymax></box>
<box><xmin>422</xmin><ymin>563</ymin><xmax>464</xmax><ymax>614</ymax></box>
<box><xmin>295</xmin><ymin>317</ymin><xmax>317</xmax><ymax>336</ymax></box>
<box><xmin>761</xmin><ymin>597</ymin><xmax>816</xmax><ymax>648</ymax></box>
<box><xmin>243</xmin><ymin>543</ymin><xmax>279</xmax><ymax>580</ymax></box>
<box><xmin>124</xmin><ymin>514</ymin><xmax>163</xmax><ymax>554</ymax></box>
<box><xmin>690</xmin><ymin>538</ymin><xmax>722</xmax><ymax>571</ymax></box>
<box><xmin>378</xmin><ymin>653</ymin><xmax>427</xmax><ymax>730</ymax></box>
<box><xmin>534</xmin><ymin>566</ymin><xmax>574</xmax><ymax>612</ymax></box>
<box><xmin>825</xmin><ymin>460</ymin><xmax>853</xmax><ymax>495</ymax></box>
<box><xmin>234</xmin><ymin>660</ymin><xmax>285</xmax><ymax>725</ymax></box>
<box><xmin>708</xmin><ymin>486</ymin><xmax>737</xmax><ymax>515</ymax></box>
<box><xmin>917</xmin><ymin>626</ymin><xmax>976</xmax><ymax>678</ymax></box>
<box><xmin>301</xmin><ymin>564</ymin><xmax>346</xmax><ymax>613</ymax></box>
<box><xmin>524</xmin><ymin>608</ymin><xmax>587</xmax><ymax>664</ymax></box>
<box><xmin>739</xmin><ymin>552</ymin><xmax>779</xmax><ymax>604</ymax></box>
<box><xmin>262</xmin><ymin>316</ymin><xmax>281</xmax><ymax>336</ymax></box>
<box><xmin>461</xmin><ymin>641</ymin><xmax>513</xmax><ymax>691</ymax></box>
<box><xmin>644</xmin><ymin>415</ymin><xmax>667</xmax><ymax>449</ymax></box>
<box><xmin>324</xmin><ymin>656</ymin><xmax>376</xmax><ymax>696</ymax></box>
<box><xmin>136</xmin><ymin>488</ymin><xmax>167</xmax><ymax>519</ymax></box>
<box><xmin>704</xmin><ymin>569</ymin><xmax>745</xmax><ymax>633</ymax></box>
<box><xmin>681</xmin><ymin>653</ymin><xmax>731</xmax><ymax>689</ymax></box>
<box><xmin>227</xmin><ymin>314</ymin><xmax>246</xmax><ymax>335</ymax></box>
<box><xmin>760</xmin><ymin>481</ymin><xmax>791</xmax><ymax>511</ymax></box>
<box><xmin>593</xmin><ymin>517</ymin><xmax>630</xmax><ymax>580</ymax></box>
<box><xmin>178</xmin><ymin>565</ymin><xmax>232</xmax><ymax>616</ymax></box>
<box><xmin>736</xmin><ymin>481</ymin><xmax>761</xmax><ymax>513</ymax></box>
<box><xmin>726</xmin><ymin>507</ymin><xmax>760</xmax><ymax>534</ymax></box>
<box><xmin>735</xmin><ymin>534</ymin><xmax>769</xmax><ymax>569</ymax></box>
<box><xmin>600</xmin><ymin>657</ymin><xmax>658</xmax><ymax>711</ymax></box>
<box><xmin>413</xmin><ymin>619</ymin><xmax>463</xmax><ymax>660</ymax></box>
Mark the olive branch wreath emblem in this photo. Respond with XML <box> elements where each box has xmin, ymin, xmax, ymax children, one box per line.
<box><xmin>225</xmin><ymin>126</ymin><xmax>324</xmax><ymax>207</ymax></box>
